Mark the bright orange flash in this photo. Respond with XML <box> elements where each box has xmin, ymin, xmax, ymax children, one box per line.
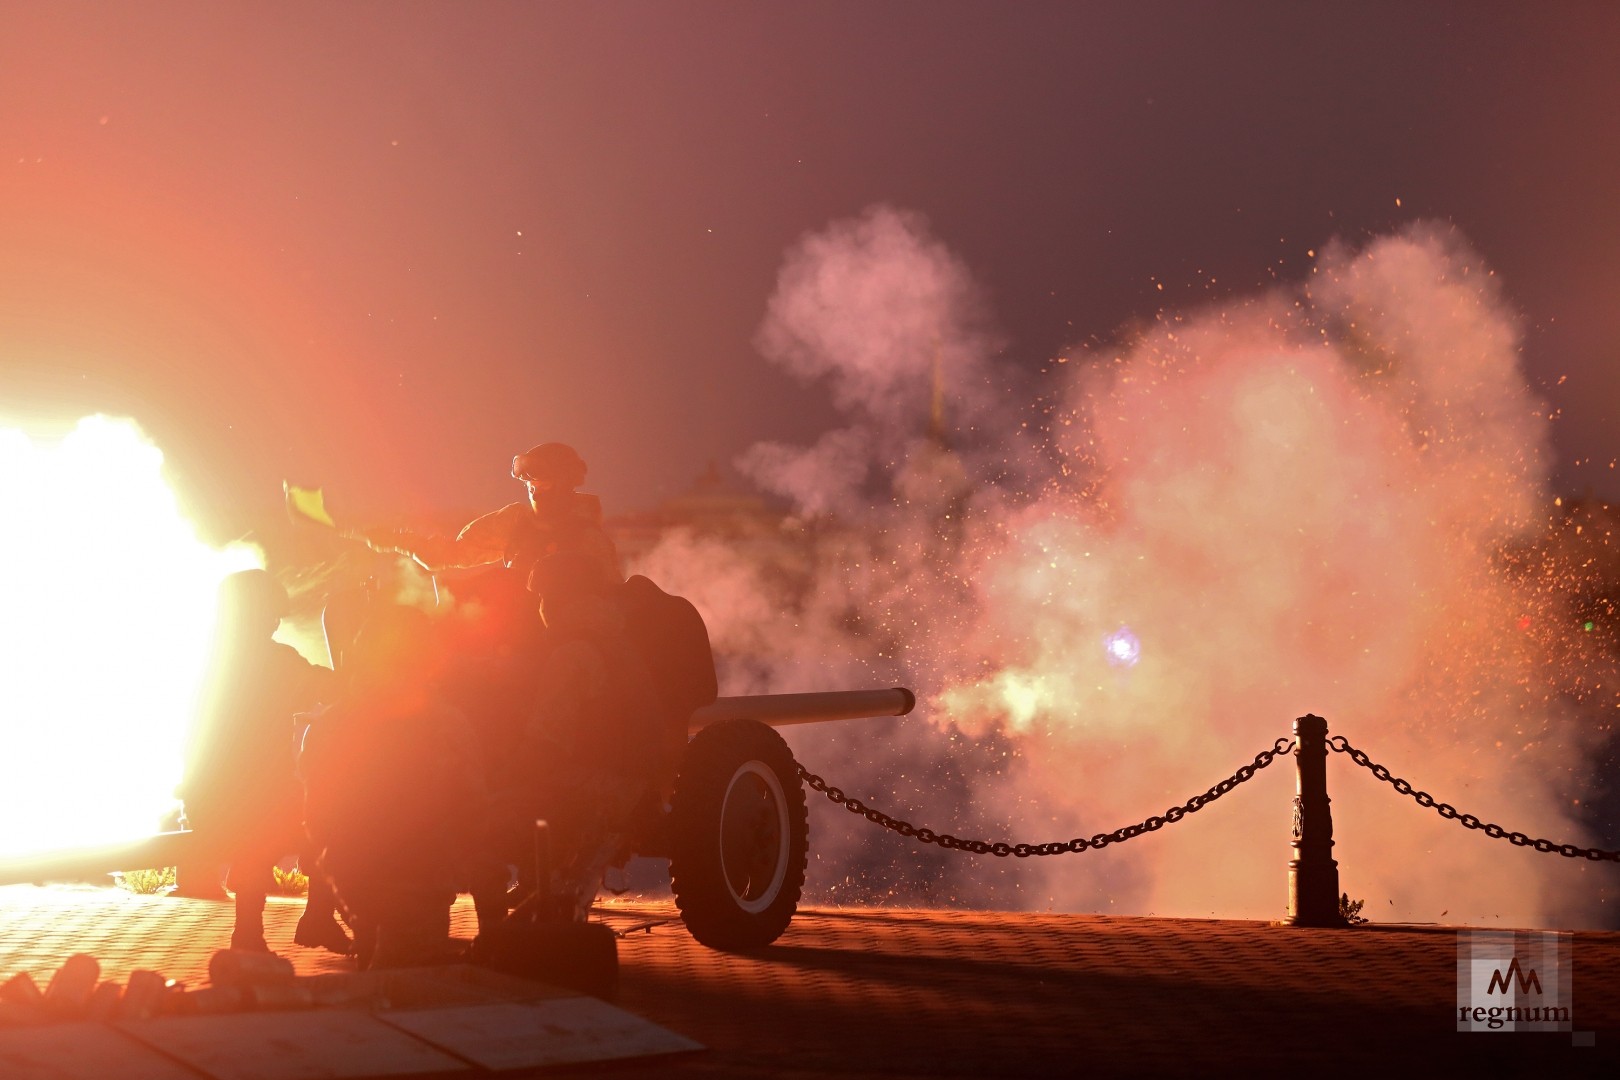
<box><xmin>0</xmin><ymin>416</ymin><xmax>258</xmax><ymax>856</ymax></box>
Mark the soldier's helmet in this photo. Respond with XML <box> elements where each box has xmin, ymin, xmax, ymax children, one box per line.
<box><xmin>511</xmin><ymin>442</ymin><xmax>587</xmax><ymax>490</ymax></box>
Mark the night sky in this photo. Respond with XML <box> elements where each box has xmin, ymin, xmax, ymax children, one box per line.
<box><xmin>3</xmin><ymin>1</ymin><xmax>1617</xmax><ymax>537</ymax></box>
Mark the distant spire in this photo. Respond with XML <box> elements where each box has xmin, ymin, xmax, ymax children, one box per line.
<box><xmin>928</xmin><ymin>338</ymin><xmax>948</xmax><ymax>447</ymax></box>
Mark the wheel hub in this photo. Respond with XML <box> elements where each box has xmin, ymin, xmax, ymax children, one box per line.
<box><xmin>718</xmin><ymin>760</ymin><xmax>790</xmax><ymax>914</ymax></box>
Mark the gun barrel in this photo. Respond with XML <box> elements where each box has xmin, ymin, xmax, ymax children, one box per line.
<box><xmin>688</xmin><ymin>687</ymin><xmax>915</xmax><ymax>735</ymax></box>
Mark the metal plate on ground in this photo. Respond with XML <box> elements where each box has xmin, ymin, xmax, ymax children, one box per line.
<box><xmin>377</xmin><ymin>998</ymin><xmax>704</xmax><ymax>1072</ymax></box>
<box><xmin>301</xmin><ymin>965</ymin><xmax>572</xmax><ymax>1011</ymax></box>
<box><xmin>0</xmin><ymin>1022</ymin><xmax>199</xmax><ymax>1080</ymax></box>
<box><xmin>119</xmin><ymin>1011</ymin><xmax>471</xmax><ymax>1079</ymax></box>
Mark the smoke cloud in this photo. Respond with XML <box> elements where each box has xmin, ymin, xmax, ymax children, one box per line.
<box><xmin>742</xmin><ymin>204</ymin><xmax>1013</xmax><ymax>517</ymax></box>
<box><xmin>633</xmin><ymin>206</ymin><xmax>1615</xmax><ymax>926</ymax></box>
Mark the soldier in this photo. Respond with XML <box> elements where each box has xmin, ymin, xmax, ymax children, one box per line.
<box><xmin>362</xmin><ymin>441</ymin><xmax>623</xmax><ymax>875</ymax></box>
<box><xmin>181</xmin><ymin>570</ymin><xmax>351</xmax><ymax>954</ymax></box>
<box><xmin>301</xmin><ymin>604</ymin><xmax>488</xmax><ymax>968</ymax></box>
<box><xmin>363</xmin><ymin>442</ymin><xmax>621</xmax><ymax>590</ymax></box>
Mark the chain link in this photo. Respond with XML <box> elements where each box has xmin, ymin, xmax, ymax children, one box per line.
<box><xmin>795</xmin><ymin>737</ymin><xmax>1295</xmax><ymax>858</ymax></box>
<box><xmin>1327</xmin><ymin>735</ymin><xmax>1620</xmax><ymax>862</ymax></box>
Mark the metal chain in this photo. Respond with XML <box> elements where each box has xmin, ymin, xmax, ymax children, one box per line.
<box><xmin>1327</xmin><ymin>735</ymin><xmax>1620</xmax><ymax>862</ymax></box>
<box><xmin>795</xmin><ymin>737</ymin><xmax>1295</xmax><ymax>858</ymax></box>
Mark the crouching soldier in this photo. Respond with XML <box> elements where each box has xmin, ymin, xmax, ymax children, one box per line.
<box><xmin>181</xmin><ymin>569</ymin><xmax>350</xmax><ymax>953</ymax></box>
<box><xmin>301</xmin><ymin>604</ymin><xmax>488</xmax><ymax>969</ymax></box>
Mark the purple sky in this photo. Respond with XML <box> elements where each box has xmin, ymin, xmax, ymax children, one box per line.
<box><xmin>3</xmin><ymin>1</ymin><xmax>1616</xmax><ymax>536</ymax></box>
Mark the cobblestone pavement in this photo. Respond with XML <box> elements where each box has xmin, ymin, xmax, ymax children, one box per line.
<box><xmin>2</xmin><ymin>884</ymin><xmax>1617</xmax><ymax>1076</ymax></box>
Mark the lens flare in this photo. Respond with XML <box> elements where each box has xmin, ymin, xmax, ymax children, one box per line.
<box><xmin>0</xmin><ymin>416</ymin><xmax>258</xmax><ymax>856</ymax></box>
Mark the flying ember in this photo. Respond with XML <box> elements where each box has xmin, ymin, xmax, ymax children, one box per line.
<box><xmin>0</xmin><ymin>416</ymin><xmax>257</xmax><ymax>856</ymax></box>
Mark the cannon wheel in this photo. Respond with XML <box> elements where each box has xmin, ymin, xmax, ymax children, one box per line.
<box><xmin>669</xmin><ymin>719</ymin><xmax>808</xmax><ymax>950</ymax></box>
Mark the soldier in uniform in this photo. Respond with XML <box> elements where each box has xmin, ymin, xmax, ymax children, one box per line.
<box><xmin>182</xmin><ymin>569</ymin><xmax>351</xmax><ymax>954</ymax></box>
<box><xmin>362</xmin><ymin>441</ymin><xmax>625</xmax><ymax>860</ymax></box>
<box><xmin>363</xmin><ymin>442</ymin><xmax>621</xmax><ymax>589</ymax></box>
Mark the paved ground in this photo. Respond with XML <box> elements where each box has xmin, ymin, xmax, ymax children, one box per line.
<box><xmin>1</xmin><ymin>883</ymin><xmax>1617</xmax><ymax>1076</ymax></box>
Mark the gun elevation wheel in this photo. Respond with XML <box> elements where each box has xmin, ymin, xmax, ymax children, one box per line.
<box><xmin>669</xmin><ymin>718</ymin><xmax>808</xmax><ymax>950</ymax></box>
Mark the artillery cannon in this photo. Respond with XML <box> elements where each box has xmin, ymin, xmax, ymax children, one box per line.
<box><xmin>0</xmin><ymin>570</ymin><xmax>915</xmax><ymax>994</ymax></box>
<box><xmin>324</xmin><ymin>568</ymin><xmax>914</xmax><ymax>959</ymax></box>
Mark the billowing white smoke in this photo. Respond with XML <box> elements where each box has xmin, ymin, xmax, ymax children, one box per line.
<box><xmin>742</xmin><ymin>204</ymin><xmax>1015</xmax><ymax>516</ymax></box>
<box><xmin>634</xmin><ymin>206</ymin><xmax>1613</xmax><ymax>926</ymax></box>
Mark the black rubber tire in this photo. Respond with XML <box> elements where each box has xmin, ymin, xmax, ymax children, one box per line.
<box><xmin>669</xmin><ymin>719</ymin><xmax>808</xmax><ymax>950</ymax></box>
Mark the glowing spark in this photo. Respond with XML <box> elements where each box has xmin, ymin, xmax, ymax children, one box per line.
<box><xmin>0</xmin><ymin>417</ymin><xmax>258</xmax><ymax>855</ymax></box>
<box><xmin>1104</xmin><ymin>627</ymin><xmax>1141</xmax><ymax>668</ymax></box>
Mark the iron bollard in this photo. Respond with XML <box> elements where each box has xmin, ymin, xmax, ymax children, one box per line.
<box><xmin>1283</xmin><ymin>714</ymin><xmax>1348</xmax><ymax>927</ymax></box>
